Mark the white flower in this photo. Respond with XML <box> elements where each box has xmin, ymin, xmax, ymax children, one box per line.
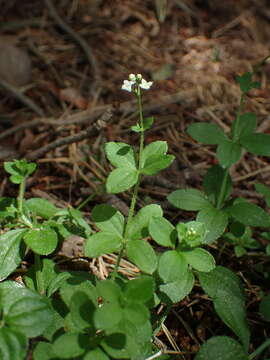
<box><xmin>121</xmin><ymin>74</ymin><xmax>153</xmax><ymax>92</ymax></box>
<box><xmin>139</xmin><ymin>78</ymin><xmax>153</xmax><ymax>90</ymax></box>
<box><xmin>129</xmin><ymin>74</ymin><xmax>136</xmax><ymax>81</ymax></box>
<box><xmin>121</xmin><ymin>79</ymin><xmax>135</xmax><ymax>92</ymax></box>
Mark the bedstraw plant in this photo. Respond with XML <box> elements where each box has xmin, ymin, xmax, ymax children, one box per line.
<box><xmin>0</xmin><ymin>70</ymin><xmax>269</xmax><ymax>359</ymax></box>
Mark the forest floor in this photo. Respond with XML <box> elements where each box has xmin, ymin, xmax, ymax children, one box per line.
<box><xmin>0</xmin><ymin>0</ymin><xmax>270</xmax><ymax>358</ymax></box>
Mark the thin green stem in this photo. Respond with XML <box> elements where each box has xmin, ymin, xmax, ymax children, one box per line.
<box><xmin>249</xmin><ymin>338</ymin><xmax>270</xmax><ymax>360</ymax></box>
<box><xmin>216</xmin><ymin>168</ymin><xmax>229</xmax><ymax>209</ymax></box>
<box><xmin>232</xmin><ymin>93</ymin><xmax>245</xmax><ymax>142</ymax></box>
<box><xmin>111</xmin><ymin>85</ymin><xmax>145</xmax><ymax>279</ymax></box>
<box><xmin>17</xmin><ymin>178</ymin><xmax>26</xmax><ymax>216</ymax></box>
<box><xmin>34</xmin><ymin>253</ymin><xmax>45</xmax><ymax>296</ymax></box>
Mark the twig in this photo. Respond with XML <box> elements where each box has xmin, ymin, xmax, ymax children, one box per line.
<box><xmin>0</xmin><ymin>88</ymin><xmax>196</xmax><ymax>141</ymax></box>
<box><xmin>44</xmin><ymin>0</ymin><xmax>101</xmax><ymax>94</ymax></box>
<box><xmin>26</xmin><ymin>109</ymin><xmax>112</xmax><ymax>161</ymax></box>
<box><xmin>0</xmin><ymin>79</ymin><xmax>45</xmax><ymax>117</ymax></box>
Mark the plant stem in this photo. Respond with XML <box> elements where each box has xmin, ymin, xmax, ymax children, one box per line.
<box><xmin>18</xmin><ymin>178</ymin><xmax>26</xmax><ymax>216</ymax></box>
<box><xmin>249</xmin><ymin>338</ymin><xmax>270</xmax><ymax>360</ymax></box>
<box><xmin>232</xmin><ymin>93</ymin><xmax>245</xmax><ymax>142</ymax></box>
<box><xmin>35</xmin><ymin>253</ymin><xmax>45</xmax><ymax>296</ymax></box>
<box><xmin>111</xmin><ymin>86</ymin><xmax>145</xmax><ymax>279</ymax></box>
<box><xmin>216</xmin><ymin>168</ymin><xmax>229</xmax><ymax>209</ymax></box>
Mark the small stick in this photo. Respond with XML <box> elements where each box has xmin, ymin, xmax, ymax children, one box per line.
<box><xmin>26</xmin><ymin>109</ymin><xmax>112</xmax><ymax>161</ymax></box>
<box><xmin>0</xmin><ymin>79</ymin><xmax>44</xmax><ymax>117</ymax></box>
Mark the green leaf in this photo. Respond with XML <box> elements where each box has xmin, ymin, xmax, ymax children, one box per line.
<box><xmin>85</xmin><ymin>348</ymin><xmax>110</xmax><ymax>360</ymax></box>
<box><xmin>187</xmin><ymin>122</ymin><xmax>226</xmax><ymax>145</ymax></box>
<box><xmin>158</xmin><ymin>250</ymin><xmax>188</xmax><ymax>282</ymax></box>
<box><xmin>123</xmin><ymin>303</ymin><xmax>150</xmax><ymax>326</ymax></box>
<box><xmin>3</xmin><ymin>287</ymin><xmax>53</xmax><ymax>337</ymax></box>
<box><xmin>0</xmin><ymin>229</ymin><xmax>26</xmax><ymax>281</ymax></box>
<box><xmin>227</xmin><ymin>201</ymin><xmax>270</xmax><ymax>227</ymax></box>
<box><xmin>25</xmin><ymin>198</ymin><xmax>58</xmax><ymax>219</ymax></box>
<box><xmin>92</xmin><ymin>204</ymin><xmax>124</xmax><ymax>237</ymax></box>
<box><xmin>259</xmin><ymin>294</ymin><xmax>270</xmax><ymax>321</ymax></box>
<box><xmin>141</xmin><ymin>141</ymin><xmax>174</xmax><ymax>175</ymax></box>
<box><xmin>96</xmin><ymin>280</ymin><xmax>121</xmax><ymax>304</ymax></box>
<box><xmin>197</xmin><ymin>206</ymin><xmax>228</xmax><ymax>243</ymax></box>
<box><xmin>255</xmin><ymin>183</ymin><xmax>270</xmax><ymax>207</ymax></box>
<box><xmin>94</xmin><ymin>303</ymin><xmax>123</xmax><ymax>330</ymax></box>
<box><xmin>240</xmin><ymin>133</ymin><xmax>270</xmax><ymax>156</ymax></box>
<box><xmin>60</xmin><ymin>276</ymin><xmax>98</xmax><ymax>308</ymax></box>
<box><xmin>195</xmin><ymin>336</ymin><xmax>249</xmax><ymax>360</ymax></box>
<box><xmin>141</xmin><ymin>155</ymin><xmax>174</xmax><ymax>175</ymax></box>
<box><xmin>84</xmin><ymin>232</ymin><xmax>122</xmax><ymax>258</ymax></box>
<box><xmin>0</xmin><ymin>197</ymin><xmax>17</xmax><ymax>220</ymax></box>
<box><xmin>126</xmin><ymin>204</ymin><xmax>163</xmax><ymax>240</ymax></box>
<box><xmin>167</xmin><ymin>188</ymin><xmax>211</xmax><ymax>211</ymax></box>
<box><xmin>24</xmin><ymin>258</ymin><xmax>59</xmax><ymax>295</ymax></box>
<box><xmin>124</xmin><ymin>276</ymin><xmax>154</xmax><ymax>304</ymax></box>
<box><xmin>217</xmin><ymin>139</ymin><xmax>242</xmax><ymax>167</ymax></box>
<box><xmin>198</xmin><ymin>266</ymin><xmax>250</xmax><ymax>350</ymax></box>
<box><xmin>159</xmin><ymin>269</ymin><xmax>194</xmax><ymax>303</ymax></box>
<box><xmin>4</xmin><ymin>160</ymin><xmax>36</xmax><ymax>180</ymax></box>
<box><xmin>23</xmin><ymin>226</ymin><xmax>58</xmax><ymax>255</ymax></box>
<box><xmin>203</xmin><ymin>165</ymin><xmax>232</xmax><ymax>205</ymax></box>
<box><xmin>105</xmin><ymin>142</ymin><xmax>136</xmax><ymax>169</ymax></box>
<box><xmin>106</xmin><ymin>167</ymin><xmax>139</xmax><ymax>193</ymax></box>
<box><xmin>70</xmin><ymin>291</ymin><xmax>95</xmax><ymax>331</ymax></box>
<box><xmin>232</xmin><ymin>112</ymin><xmax>257</xmax><ymax>139</ymax></box>
<box><xmin>126</xmin><ymin>240</ymin><xmax>157</xmax><ymax>274</ymax></box>
<box><xmin>0</xmin><ymin>327</ymin><xmax>27</xmax><ymax>360</ymax></box>
<box><xmin>47</xmin><ymin>271</ymin><xmax>72</xmax><ymax>298</ymax></box>
<box><xmin>236</xmin><ymin>72</ymin><xmax>259</xmax><ymax>93</ymax></box>
<box><xmin>33</xmin><ymin>341</ymin><xmax>55</xmax><ymax>360</ymax></box>
<box><xmin>182</xmin><ymin>248</ymin><xmax>215</xmax><ymax>272</ymax></box>
<box><xmin>52</xmin><ymin>333</ymin><xmax>89</xmax><ymax>359</ymax></box>
<box><xmin>100</xmin><ymin>333</ymin><xmax>127</xmax><ymax>359</ymax></box>
<box><xmin>149</xmin><ymin>216</ymin><xmax>176</xmax><ymax>247</ymax></box>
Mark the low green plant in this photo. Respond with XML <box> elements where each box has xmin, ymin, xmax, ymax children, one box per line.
<box><xmin>0</xmin><ymin>71</ymin><xmax>269</xmax><ymax>359</ymax></box>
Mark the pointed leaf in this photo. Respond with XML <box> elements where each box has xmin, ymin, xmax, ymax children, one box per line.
<box><xmin>106</xmin><ymin>168</ymin><xmax>138</xmax><ymax>193</ymax></box>
<box><xmin>187</xmin><ymin>122</ymin><xmax>226</xmax><ymax>145</ymax></box>
<box><xmin>0</xmin><ymin>229</ymin><xmax>26</xmax><ymax>281</ymax></box>
<box><xmin>3</xmin><ymin>287</ymin><xmax>53</xmax><ymax>337</ymax></box>
<box><xmin>167</xmin><ymin>188</ymin><xmax>211</xmax><ymax>211</ymax></box>
<box><xmin>105</xmin><ymin>142</ymin><xmax>136</xmax><ymax>168</ymax></box>
<box><xmin>84</xmin><ymin>232</ymin><xmax>122</xmax><ymax>258</ymax></box>
<box><xmin>0</xmin><ymin>328</ymin><xmax>27</xmax><ymax>360</ymax></box>
<box><xmin>126</xmin><ymin>240</ymin><xmax>157</xmax><ymax>274</ymax></box>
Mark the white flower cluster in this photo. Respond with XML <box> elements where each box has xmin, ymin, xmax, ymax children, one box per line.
<box><xmin>121</xmin><ymin>73</ymin><xmax>153</xmax><ymax>92</ymax></box>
